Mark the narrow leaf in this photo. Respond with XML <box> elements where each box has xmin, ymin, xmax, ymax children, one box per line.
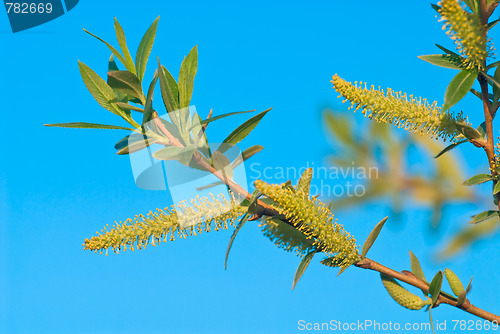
<box><xmin>494</xmin><ymin>182</ymin><xmax>500</xmax><ymax>195</ymax></box>
<box><xmin>158</xmin><ymin>60</ymin><xmax>180</xmax><ymax>114</ymax></box>
<box><xmin>417</xmin><ymin>54</ymin><xmax>463</xmax><ymax>70</ymax></box>
<box><xmin>83</xmin><ymin>29</ymin><xmax>126</xmax><ymax>66</ymax></box>
<box><xmin>116</xmin><ymin>102</ymin><xmax>144</xmax><ymax>112</ymax></box>
<box><xmin>212</xmin><ymin>151</ymin><xmax>233</xmax><ymax>180</ymax></box>
<box><xmin>178</xmin><ymin>46</ymin><xmax>198</xmax><ymax>109</ymax></box>
<box><xmin>297</xmin><ymin>168</ymin><xmax>313</xmax><ymax>195</ymax></box>
<box><xmin>444</xmin><ymin>70</ymin><xmax>477</xmax><ymax>111</ymax></box>
<box><xmin>135</xmin><ymin>17</ymin><xmax>159</xmax><ymax>82</ymax></box>
<box><xmin>453</xmin><ymin>122</ymin><xmax>483</xmax><ymax>140</ymax></box>
<box><xmin>117</xmin><ymin>133</ymin><xmax>158</xmax><ymax>155</ymax></box>
<box><xmin>361</xmin><ymin>216</ymin><xmax>388</xmax><ymax>258</ymax></box>
<box><xmin>77</xmin><ymin>61</ymin><xmax>123</xmax><ymax>116</ymax></box>
<box><xmin>429</xmin><ymin>271</ymin><xmax>443</xmax><ymax>306</ymax></box>
<box><xmin>143</xmin><ymin>69</ymin><xmax>159</xmax><ymax>124</ymax></box>
<box><xmin>434</xmin><ymin>139</ymin><xmax>467</xmax><ymax>158</ymax></box>
<box><xmin>195</xmin><ymin>110</ymin><xmax>256</xmax><ymax>128</ymax></box>
<box><xmin>457</xmin><ymin>277</ymin><xmax>473</xmax><ymax>306</ymax></box>
<box><xmin>225</xmin><ymin>191</ymin><xmax>260</xmax><ymax>269</ymax></box>
<box><xmin>221</xmin><ymin>108</ymin><xmax>271</xmax><ymax>148</ymax></box>
<box><xmin>435</xmin><ymin>44</ymin><xmax>461</xmax><ymax>57</ymax></box>
<box><xmin>463</xmin><ymin>174</ymin><xmax>494</xmax><ymax>186</ymax></box>
<box><xmin>107</xmin><ymin>71</ymin><xmax>145</xmax><ymax>104</ymax></box>
<box><xmin>409</xmin><ymin>251</ymin><xmax>427</xmax><ymax>283</ymax></box>
<box><xmin>292</xmin><ymin>250</ymin><xmax>315</xmax><ymax>289</ymax></box>
<box><xmin>469</xmin><ymin>210</ymin><xmax>499</xmax><ymax>224</ymax></box>
<box><xmin>108</xmin><ymin>54</ymin><xmax>119</xmax><ymax>72</ymax></box>
<box><xmin>45</xmin><ymin>122</ymin><xmax>134</xmax><ymax>130</ymax></box>
<box><xmin>114</xmin><ymin>18</ymin><xmax>136</xmax><ymax>74</ymax></box>
<box><xmin>232</xmin><ymin>145</ymin><xmax>264</xmax><ymax>169</ymax></box>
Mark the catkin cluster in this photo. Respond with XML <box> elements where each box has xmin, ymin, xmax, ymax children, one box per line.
<box><xmin>83</xmin><ymin>193</ymin><xmax>245</xmax><ymax>254</ymax></box>
<box><xmin>438</xmin><ymin>0</ymin><xmax>490</xmax><ymax>70</ymax></box>
<box><xmin>331</xmin><ymin>74</ymin><xmax>466</xmax><ymax>141</ymax></box>
<box><xmin>254</xmin><ymin>180</ymin><xmax>359</xmax><ymax>268</ymax></box>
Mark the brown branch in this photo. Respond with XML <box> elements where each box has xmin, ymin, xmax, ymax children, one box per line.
<box><xmin>356</xmin><ymin>258</ymin><xmax>500</xmax><ymax>323</ymax></box>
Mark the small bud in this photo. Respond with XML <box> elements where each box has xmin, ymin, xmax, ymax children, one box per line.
<box><xmin>445</xmin><ymin>268</ymin><xmax>465</xmax><ymax>297</ymax></box>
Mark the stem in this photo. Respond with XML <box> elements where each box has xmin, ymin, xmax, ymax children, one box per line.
<box><xmin>356</xmin><ymin>258</ymin><xmax>500</xmax><ymax>323</ymax></box>
<box><xmin>478</xmin><ymin>1</ymin><xmax>500</xmax><ymax>210</ymax></box>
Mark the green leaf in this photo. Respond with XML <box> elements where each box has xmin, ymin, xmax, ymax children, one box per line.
<box><xmin>457</xmin><ymin>277</ymin><xmax>473</xmax><ymax>306</ymax></box>
<box><xmin>292</xmin><ymin>250</ymin><xmax>315</xmax><ymax>289</ymax></box>
<box><xmin>463</xmin><ymin>174</ymin><xmax>494</xmax><ymax>186</ymax></box>
<box><xmin>453</xmin><ymin>121</ymin><xmax>483</xmax><ymax>140</ymax></box>
<box><xmin>212</xmin><ymin>151</ymin><xmax>233</xmax><ymax>180</ymax></box>
<box><xmin>435</xmin><ymin>44</ymin><xmax>461</xmax><ymax>57</ymax></box>
<box><xmin>178</xmin><ymin>46</ymin><xmax>198</xmax><ymax>109</ymax></box>
<box><xmin>297</xmin><ymin>168</ymin><xmax>313</xmax><ymax>195</ymax></box>
<box><xmin>361</xmin><ymin>216</ymin><xmax>388</xmax><ymax>258</ymax></box>
<box><xmin>143</xmin><ymin>69</ymin><xmax>159</xmax><ymax>124</ymax></box>
<box><xmin>135</xmin><ymin>17</ymin><xmax>159</xmax><ymax>82</ymax></box>
<box><xmin>158</xmin><ymin>60</ymin><xmax>180</xmax><ymax>114</ymax></box>
<box><xmin>469</xmin><ymin>210</ymin><xmax>499</xmax><ymax>224</ymax></box>
<box><xmin>114</xmin><ymin>18</ymin><xmax>136</xmax><ymax>74</ymax></box>
<box><xmin>44</xmin><ymin>122</ymin><xmax>134</xmax><ymax>130</ymax></box>
<box><xmin>444</xmin><ymin>70</ymin><xmax>477</xmax><ymax>111</ymax></box>
<box><xmin>232</xmin><ymin>145</ymin><xmax>264</xmax><ymax>169</ymax></box>
<box><xmin>153</xmin><ymin>146</ymin><xmax>183</xmax><ymax>160</ymax></box>
<box><xmin>116</xmin><ymin>133</ymin><xmax>158</xmax><ymax>155</ymax></box>
<box><xmin>429</xmin><ymin>271</ymin><xmax>443</xmax><ymax>306</ymax></box>
<box><xmin>431</xmin><ymin>3</ymin><xmax>441</xmax><ymax>12</ymax></box>
<box><xmin>409</xmin><ymin>251</ymin><xmax>427</xmax><ymax>283</ymax></box>
<box><xmin>224</xmin><ymin>213</ymin><xmax>249</xmax><ymax>270</ymax></box>
<box><xmin>83</xmin><ymin>29</ymin><xmax>126</xmax><ymax>67</ymax></box>
<box><xmin>116</xmin><ymin>102</ymin><xmax>144</xmax><ymax>113</ymax></box>
<box><xmin>488</xmin><ymin>18</ymin><xmax>500</xmax><ymax>30</ymax></box>
<box><xmin>107</xmin><ymin>71</ymin><xmax>145</xmax><ymax>104</ymax></box>
<box><xmin>417</xmin><ymin>54</ymin><xmax>463</xmax><ymax>70</ymax></box>
<box><xmin>494</xmin><ymin>182</ymin><xmax>500</xmax><ymax>195</ymax></box>
<box><xmin>434</xmin><ymin>139</ymin><xmax>468</xmax><ymax>158</ymax></box>
<box><xmin>195</xmin><ymin>110</ymin><xmax>256</xmax><ymax>128</ymax></box>
<box><xmin>221</xmin><ymin>108</ymin><xmax>272</xmax><ymax>149</ymax></box>
<box><xmin>108</xmin><ymin>54</ymin><xmax>119</xmax><ymax>72</ymax></box>
<box><xmin>225</xmin><ymin>190</ymin><xmax>260</xmax><ymax>269</ymax></box>
<box><xmin>463</xmin><ymin>0</ymin><xmax>478</xmax><ymax>12</ymax></box>
<box><xmin>77</xmin><ymin>61</ymin><xmax>123</xmax><ymax>117</ymax></box>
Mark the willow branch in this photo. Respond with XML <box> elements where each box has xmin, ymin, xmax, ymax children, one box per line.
<box><xmin>356</xmin><ymin>257</ymin><xmax>500</xmax><ymax>323</ymax></box>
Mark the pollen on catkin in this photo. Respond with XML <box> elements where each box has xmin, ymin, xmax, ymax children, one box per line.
<box><xmin>331</xmin><ymin>74</ymin><xmax>467</xmax><ymax>141</ymax></box>
<box><xmin>254</xmin><ymin>180</ymin><xmax>359</xmax><ymax>268</ymax></box>
<box><xmin>438</xmin><ymin>0</ymin><xmax>491</xmax><ymax>70</ymax></box>
<box><xmin>83</xmin><ymin>193</ymin><xmax>246</xmax><ymax>254</ymax></box>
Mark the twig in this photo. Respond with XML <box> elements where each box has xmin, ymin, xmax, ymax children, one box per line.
<box><xmin>356</xmin><ymin>258</ymin><xmax>500</xmax><ymax>323</ymax></box>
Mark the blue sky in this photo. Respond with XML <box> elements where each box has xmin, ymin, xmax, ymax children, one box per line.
<box><xmin>1</xmin><ymin>1</ymin><xmax>500</xmax><ymax>333</ymax></box>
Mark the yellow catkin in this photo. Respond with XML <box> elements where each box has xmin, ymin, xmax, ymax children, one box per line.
<box><xmin>331</xmin><ymin>74</ymin><xmax>467</xmax><ymax>141</ymax></box>
<box><xmin>254</xmin><ymin>180</ymin><xmax>359</xmax><ymax>269</ymax></box>
<box><xmin>445</xmin><ymin>268</ymin><xmax>465</xmax><ymax>296</ymax></box>
<box><xmin>83</xmin><ymin>193</ymin><xmax>245</xmax><ymax>254</ymax></box>
<box><xmin>438</xmin><ymin>0</ymin><xmax>491</xmax><ymax>71</ymax></box>
<box><xmin>381</xmin><ymin>274</ymin><xmax>431</xmax><ymax>310</ymax></box>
